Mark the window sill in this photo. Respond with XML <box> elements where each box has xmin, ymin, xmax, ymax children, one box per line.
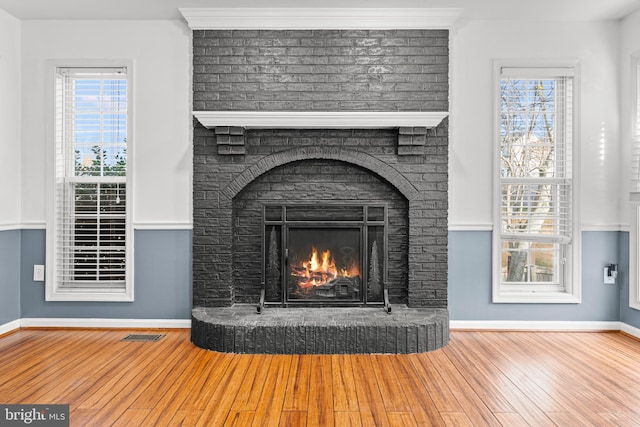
<box><xmin>493</xmin><ymin>291</ymin><xmax>581</xmax><ymax>304</ymax></box>
<box><xmin>45</xmin><ymin>288</ymin><xmax>134</xmax><ymax>302</ymax></box>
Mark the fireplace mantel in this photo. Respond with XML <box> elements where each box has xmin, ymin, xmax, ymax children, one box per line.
<box><xmin>193</xmin><ymin>111</ymin><xmax>449</xmax><ymax>130</ymax></box>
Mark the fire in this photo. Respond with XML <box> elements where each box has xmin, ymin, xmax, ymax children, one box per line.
<box><xmin>303</xmin><ymin>248</ymin><xmax>335</xmax><ymax>277</ymax></box>
<box><xmin>293</xmin><ymin>246</ymin><xmax>360</xmax><ymax>290</ymax></box>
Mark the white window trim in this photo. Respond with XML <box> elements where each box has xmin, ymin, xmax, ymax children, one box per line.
<box><xmin>45</xmin><ymin>59</ymin><xmax>135</xmax><ymax>302</ymax></box>
<box><xmin>629</xmin><ymin>52</ymin><xmax>640</xmax><ymax>311</ymax></box>
<box><xmin>492</xmin><ymin>59</ymin><xmax>582</xmax><ymax>304</ymax></box>
<box><xmin>630</xmin><ymin>206</ymin><xmax>640</xmax><ymax>310</ymax></box>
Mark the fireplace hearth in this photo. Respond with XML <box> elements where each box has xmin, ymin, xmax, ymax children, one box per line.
<box><xmin>192</xmin><ymin>305</ymin><xmax>449</xmax><ymax>354</ymax></box>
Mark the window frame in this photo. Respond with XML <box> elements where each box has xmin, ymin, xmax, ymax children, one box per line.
<box><xmin>629</xmin><ymin>52</ymin><xmax>640</xmax><ymax>311</ymax></box>
<box><xmin>492</xmin><ymin>59</ymin><xmax>582</xmax><ymax>304</ymax></box>
<box><xmin>45</xmin><ymin>59</ymin><xmax>134</xmax><ymax>302</ymax></box>
<box><xmin>630</xmin><ymin>207</ymin><xmax>640</xmax><ymax>311</ymax></box>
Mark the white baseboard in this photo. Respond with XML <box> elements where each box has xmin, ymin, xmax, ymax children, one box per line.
<box><xmin>450</xmin><ymin>320</ymin><xmax>622</xmax><ymax>331</ymax></box>
<box><xmin>620</xmin><ymin>322</ymin><xmax>640</xmax><ymax>340</ymax></box>
<box><xmin>0</xmin><ymin>319</ymin><xmax>21</xmax><ymax>335</ymax></box>
<box><xmin>19</xmin><ymin>318</ymin><xmax>191</xmax><ymax>329</ymax></box>
<box><xmin>4</xmin><ymin>318</ymin><xmax>640</xmax><ymax>339</ymax></box>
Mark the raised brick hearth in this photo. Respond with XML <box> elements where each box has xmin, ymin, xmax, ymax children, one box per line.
<box><xmin>192</xmin><ymin>306</ymin><xmax>449</xmax><ymax>354</ymax></box>
<box><xmin>188</xmin><ymin>26</ymin><xmax>451</xmax><ymax>353</ymax></box>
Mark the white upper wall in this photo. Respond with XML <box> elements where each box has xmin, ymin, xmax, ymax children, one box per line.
<box><xmin>20</xmin><ymin>20</ymin><xmax>192</xmax><ymax>228</ymax></box>
<box><xmin>0</xmin><ymin>9</ymin><xmax>21</xmax><ymax>228</ymax></box>
<box><xmin>449</xmin><ymin>19</ymin><xmax>622</xmax><ymax>230</ymax></box>
<box><xmin>14</xmin><ymin>13</ymin><xmax>628</xmax><ymax>231</ymax></box>
<box><xmin>620</xmin><ymin>8</ymin><xmax>640</xmax><ymax>226</ymax></box>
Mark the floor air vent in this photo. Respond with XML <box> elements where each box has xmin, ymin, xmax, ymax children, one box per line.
<box><xmin>121</xmin><ymin>334</ymin><xmax>164</xmax><ymax>342</ymax></box>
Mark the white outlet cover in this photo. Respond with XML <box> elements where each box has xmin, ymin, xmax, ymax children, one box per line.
<box><xmin>33</xmin><ymin>265</ymin><xmax>45</xmax><ymax>281</ymax></box>
<box><xmin>603</xmin><ymin>267</ymin><xmax>616</xmax><ymax>284</ymax></box>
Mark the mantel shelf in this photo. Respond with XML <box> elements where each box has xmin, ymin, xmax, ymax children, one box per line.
<box><xmin>193</xmin><ymin>111</ymin><xmax>449</xmax><ymax>130</ymax></box>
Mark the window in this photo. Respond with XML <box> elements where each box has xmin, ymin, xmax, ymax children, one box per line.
<box><xmin>493</xmin><ymin>62</ymin><xmax>580</xmax><ymax>303</ymax></box>
<box><xmin>630</xmin><ymin>54</ymin><xmax>640</xmax><ymax>310</ymax></box>
<box><xmin>46</xmin><ymin>65</ymin><xmax>133</xmax><ymax>301</ymax></box>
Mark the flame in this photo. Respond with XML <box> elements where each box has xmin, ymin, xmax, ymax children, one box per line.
<box><xmin>293</xmin><ymin>246</ymin><xmax>360</xmax><ymax>291</ymax></box>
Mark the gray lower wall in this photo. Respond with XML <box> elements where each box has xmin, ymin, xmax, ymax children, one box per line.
<box><xmin>619</xmin><ymin>232</ymin><xmax>640</xmax><ymax>329</ymax></box>
<box><xmin>19</xmin><ymin>229</ymin><xmax>192</xmax><ymax>319</ymax></box>
<box><xmin>0</xmin><ymin>230</ymin><xmax>21</xmax><ymax>325</ymax></box>
<box><xmin>449</xmin><ymin>230</ymin><xmax>622</xmax><ymax>322</ymax></box>
<box><xmin>4</xmin><ymin>228</ymin><xmax>640</xmax><ymax>328</ymax></box>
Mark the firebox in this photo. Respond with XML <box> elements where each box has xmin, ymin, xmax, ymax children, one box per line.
<box><xmin>262</xmin><ymin>204</ymin><xmax>387</xmax><ymax>307</ymax></box>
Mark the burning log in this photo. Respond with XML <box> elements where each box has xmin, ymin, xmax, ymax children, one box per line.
<box><xmin>289</xmin><ymin>245</ymin><xmax>362</xmax><ymax>298</ymax></box>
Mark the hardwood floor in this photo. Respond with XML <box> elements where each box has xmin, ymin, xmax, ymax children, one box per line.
<box><xmin>1</xmin><ymin>329</ymin><xmax>640</xmax><ymax>426</ymax></box>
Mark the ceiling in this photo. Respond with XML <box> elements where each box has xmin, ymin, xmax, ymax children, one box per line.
<box><xmin>0</xmin><ymin>0</ymin><xmax>639</xmax><ymax>22</ymax></box>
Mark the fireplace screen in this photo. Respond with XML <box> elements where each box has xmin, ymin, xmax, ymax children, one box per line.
<box><xmin>263</xmin><ymin>205</ymin><xmax>386</xmax><ymax>306</ymax></box>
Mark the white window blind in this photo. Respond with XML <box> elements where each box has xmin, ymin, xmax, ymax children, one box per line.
<box><xmin>53</xmin><ymin>67</ymin><xmax>129</xmax><ymax>292</ymax></box>
<box><xmin>630</xmin><ymin>56</ymin><xmax>640</xmax><ymax>311</ymax></box>
<box><xmin>498</xmin><ymin>70</ymin><xmax>573</xmax><ymax>286</ymax></box>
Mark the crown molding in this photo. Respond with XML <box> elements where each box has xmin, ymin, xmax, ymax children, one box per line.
<box><xmin>179</xmin><ymin>7</ymin><xmax>461</xmax><ymax>30</ymax></box>
<box><xmin>193</xmin><ymin>111</ymin><xmax>448</xmax><ymax>130</ymax></box>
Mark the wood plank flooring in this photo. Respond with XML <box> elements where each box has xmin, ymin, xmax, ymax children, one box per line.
<box><xmin>1</xmin><ymin>329</ymin><xmax>640</xmax><ymax>426</ymax></box>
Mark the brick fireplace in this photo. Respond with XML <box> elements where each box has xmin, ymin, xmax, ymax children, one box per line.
<box><xmin>183</xmin><ymin>9</ymin><xmax>455</xmax><ymax>353</ymax></box>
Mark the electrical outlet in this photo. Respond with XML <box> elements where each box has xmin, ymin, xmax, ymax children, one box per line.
<box><xmin>604</xmin><ymin>267</ymin><xmax>616</xmax><ymax>284</ymax></box>
<box><xmin>33</xmin><ymin>265</ymin><xmax>45</xmax><ymax>282</ymax></box>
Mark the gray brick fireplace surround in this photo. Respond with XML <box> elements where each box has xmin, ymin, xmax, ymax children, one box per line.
<box><xmin>189</xmin><ymin>28</ymin><xmax>450</xmax><ymax>353</ymax></box>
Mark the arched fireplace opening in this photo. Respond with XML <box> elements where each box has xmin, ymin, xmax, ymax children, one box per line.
<box><xmin>231</xmin><ymin>159</ymin><xmax>409</xmax><ymax>307</ymax></box>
